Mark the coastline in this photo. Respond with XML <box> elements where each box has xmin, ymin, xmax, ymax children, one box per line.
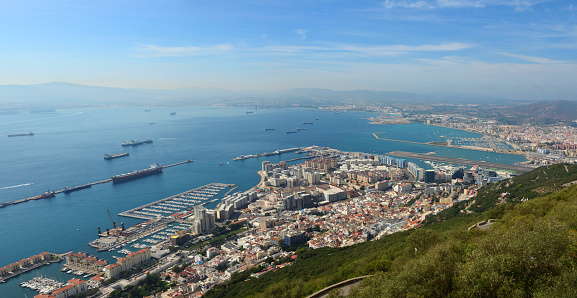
<box><xmin>377</xmin><ymin>123</ymin><xmax>529</xmax><ymax>159</ymax></box>
<box><xmin>253</xmin><ymin>171</ymin><xmax>266</xmax><ymax>190</ymax></box>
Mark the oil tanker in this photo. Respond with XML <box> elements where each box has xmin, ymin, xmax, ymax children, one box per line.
<box><xmin>63</xmin><ymin>184</ymin><xmax>92</xmax><ymax>193</ymax></box>
<box><xmin>111</xmin><ymin>164</ymin><xmax>163</xmax><ymax>183</ymax></box>
<box><xmin>104</xmin><ymin>152</ymin><xmax>129</xmax><ymax>160</ymax></box>
<box><xmin>121</xmin><ymin>139</ymin><xmax>153</xmax><ymax>147</ymax></box>
<box><xmin>32</xmin><ymin>191</ymin><xmax>55</xmax><ymax>200</ymax></box>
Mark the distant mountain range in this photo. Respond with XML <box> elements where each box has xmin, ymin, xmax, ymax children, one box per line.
<box><xmin>497</xmin><ymin>100</ymin><xmax>577</xmax><ymax>124</ymax></box>
<box><xmin>0</xmin><ymin>83</ymin><xmax>574</xmax><ymax>125</ymax></box>
<box><xmin>0</xmin><ymin>82</ymin><xmax>517</xmax><ymax>108</ymax></box>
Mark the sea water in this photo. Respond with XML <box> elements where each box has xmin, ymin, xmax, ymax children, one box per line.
<box><xmin>0</xmin><ymin>107</ymin><xmax>525</xmax><ymax>296</ymax></box>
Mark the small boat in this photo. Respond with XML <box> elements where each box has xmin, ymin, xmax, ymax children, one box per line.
<box><xmin>170</xmin><ymin>112</ymin><xmax>176</xmax><ymax>115</ymax></box>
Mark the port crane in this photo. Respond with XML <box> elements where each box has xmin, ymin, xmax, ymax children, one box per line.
<box><xmin>107</xmin><ymin>209</ymin><xmax>117</xmax><ymax>229</ymax></box>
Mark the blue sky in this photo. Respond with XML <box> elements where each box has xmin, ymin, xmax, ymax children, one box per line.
<box><xmin>0</xmin><ymin>0</ymin><xmax>576</xmax><ymax>99</ymax></box>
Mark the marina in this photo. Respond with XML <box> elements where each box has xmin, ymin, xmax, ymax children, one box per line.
<box><xmin>89</xmin><ymin>217</ymin><xmax>175</xmax><ymax>251</ymax></box>
<box><xmin>20</xmin><ymin>276</ymin><xmax>64</xmax><ymax>294</ymax></box>
<box><xmin>119</xmin><ymin>183</ymin><xmax>234</xmax><ymax>220</ymax></box>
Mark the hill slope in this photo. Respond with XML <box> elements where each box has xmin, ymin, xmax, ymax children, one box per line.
<box><xmin>205</xmin><ymin>164</ymin><xmax>577</xmax><ymax>297</ymax></box>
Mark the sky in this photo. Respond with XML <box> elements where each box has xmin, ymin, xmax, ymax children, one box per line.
<box><xmin>0</xmin><ymin>0</ymin><xmax>576</xmax><ymax>99</ymax></box>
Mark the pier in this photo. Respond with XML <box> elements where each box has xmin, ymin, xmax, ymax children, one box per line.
<box><xmin>0</xmin><ymin>159</ymin><xmax>194</xmax><ymax>209</ymax></box>
<box><xmin>387</xmin><ymin>151</ymin><xmax>535</xmax><ymax>172</ymax></box>
<box><xmin>118</xmin><ymin>183</ymin><xmax>234</xmax><ymax>220</ymax></box>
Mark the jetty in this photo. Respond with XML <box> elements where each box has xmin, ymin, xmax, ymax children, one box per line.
<box><xmin>0</xmin><ymin>159</ymin><xmax>194</xmax><ymax>209</ymax></box>
<box><xmin>119</xmin><ymin>183</ymin><xmax>234</xmax><ymax>220</ymax></box>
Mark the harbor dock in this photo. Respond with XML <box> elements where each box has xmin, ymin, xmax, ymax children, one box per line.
<box><xmin>118</xmin><ymin>183</ymin><xmax>234</xmax><ymax>220</ymax></box>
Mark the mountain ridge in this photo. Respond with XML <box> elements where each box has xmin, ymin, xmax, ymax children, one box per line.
<box><xmin>0</xmin><ymin>82</ymin><xmax>515</xmax><ymax>107</ymax></box>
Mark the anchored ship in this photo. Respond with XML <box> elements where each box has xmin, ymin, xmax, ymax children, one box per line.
<box><xmin>111</xmin><ymin>163</ymin><xmax>163</xmax><ymax>183</ymax></box>
<box><xmin>104</xmin><ymin>152</ymin><xmax>129</xmax><ymax>160</ymax></box>
<box><xmin>302</xmin><ymin>122</ymin><xmax>313</xmax><ymax>124</ymax></box>
<box><xmin>8</xmin><ymin>132</ymin><xmax>34</xmax><ymax>137</ymax></box>
<box><xmin>32</xmin><ymin>191</ymin><xmax>55</xmax><ymax>200</ymax></box>
<box><xmin>63</xmin><ymin>184</ymin><xmax>92</xmax><ymax>193</ymax></box>
<box><xmin>121</xmin><ymin>139</ymin><xmax>153</xmax><ymax>147</ymax></box>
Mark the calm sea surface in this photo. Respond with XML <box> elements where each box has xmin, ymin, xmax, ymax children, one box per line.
<box><xmin>0</xmin><ymin>107</ymin><xmax>525</xmax><ymax>296</ymax></box>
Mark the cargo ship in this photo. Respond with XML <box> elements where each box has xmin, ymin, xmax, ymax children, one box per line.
<box><xmin>111</xmin><ymin>163</ymin><xmax>163</xmax><ymax>183</ymax></box>
<box><xmin>8</xmin><ymin>132</ymin><xmax>34</xmax><ymax>137</ymax></box>
<box><xmin>302</xmin><ymin>122</ymin><xmax>313</xmax><ymax>124</ymax></box>
<box><xmin>121</xmin><ymin>139</ymin><xmax>153</xmax><ymax>147</ymax></box>
<box><xmin>296</xmin><ymin>128</ymin><xmax>307</xmax><ymax>131</ymax></box>
<box><xmin>286</xmin><ymin>131</ymin><xmax>297</xmax><ymax>134</ymax></box>
<box><xmin>32</xmin><ymin>191</ymin><xmax>55</xmax><ymax>200</ymax></box>
<box><xmin>170</xmin><ymin>112</ymin><xmax>176</xmax><ymax>115</ymax></box>
<box><xmin>265</xmin><ymin>128</ymin><xmax>275</xmax><ymax>131</ymax></box>
<box><xmin>104</xmin><ymin>152</ymin><xmax>129</xmax><ymax>160</ymax></box>
<box><xmin>63</xmin><ymin>184</ymin><xmax>92</xmax><ymax>193</ymax></box>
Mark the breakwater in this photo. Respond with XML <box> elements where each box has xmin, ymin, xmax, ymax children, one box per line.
<box><xmin>0</xmin><ymin>160</ymin><xmax>194</xmax><ymax>209</ymax></box>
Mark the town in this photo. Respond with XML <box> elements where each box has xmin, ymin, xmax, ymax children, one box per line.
<box><xmin>5</xmin><ymin>142</ymin><xmax>527</xmax><ymax>298</ymax></box>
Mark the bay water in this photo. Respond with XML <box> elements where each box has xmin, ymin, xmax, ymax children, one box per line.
<box><xmin>0</xmin><ymin>107</ymin><xmax>525</xmax><ymax>296</ymax></box>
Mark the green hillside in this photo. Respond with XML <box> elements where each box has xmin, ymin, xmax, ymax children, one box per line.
<box><xmin>205</xmin><ymin>164</ymin><xmax>577</xmax><ymax>297</ymax></box>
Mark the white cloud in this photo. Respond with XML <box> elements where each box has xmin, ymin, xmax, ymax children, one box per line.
<box><xmin>295</xmin><ymin>29</ymin><xmax>308</xmax><ymax>40</ymax></box>
<box><xmin>500</xmin><ymin>53</ymin><xmax>566</xmax><ymax>64</ymax></box>
<box><xmin>261</xmin><ymin>42</ymin><xmax>473</xmax><ymax>57</ymax></box>
<box><xmin>135</xmin><ymin>44</ymin><xmax>233</xmax><ymax>57</ymax></box>
<box><xmin>381</xmin><ymin>0</ymin><xmax>434</xmax><ymax>9</ymax></box>
<box><xmin>378</xmin><ymin>0</ymin><xmax>550</xmax><ymax>10</ymax></box>
<box><xmin>436</xmin><ymin>0</ymin><xmax>484</xmax><ymax>8</ymax></box>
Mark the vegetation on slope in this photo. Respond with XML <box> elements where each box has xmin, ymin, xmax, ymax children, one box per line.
<box><xmin>350</xmin><ymin>184</ymin><xmax>577</xmax><ymax>297</ymax></box>
<box><xmin>205</xmin><ymin>164</ymin><xmax>577</xmax><ymax>297</ymax></box>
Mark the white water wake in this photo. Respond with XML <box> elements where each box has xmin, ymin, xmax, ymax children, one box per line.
<box><xmin>0</xmin><ymin>182</ymin><xmax>33</xmax><ymax>190</ymax></box>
